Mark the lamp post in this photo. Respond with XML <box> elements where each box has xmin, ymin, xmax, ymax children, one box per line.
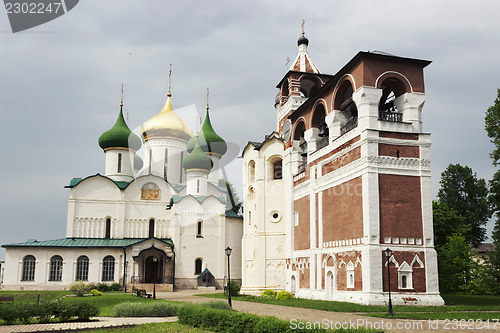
<box><xmin>153</xmin><ymin>256</ymin><xmax>158</xmax><ymax>300</ymax></box>
<box><xmin>384</xmin><ymin>248</ymin><xmax>393</xmax><ymax>316</ymax></box>
<box><xmin>225</xmin><ymin>247</ymin><xmax>232</xmax><ymax>308</ymax></box>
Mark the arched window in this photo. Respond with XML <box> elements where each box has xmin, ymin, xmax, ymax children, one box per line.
<box><xmin>334</xmin><ymin>80</ymin><xmax>358</xmax><ymax>135</ymax></box>
<box><xmin>378</xmin><ymin>77</ymin><xmax>407</xmax><ymax>122</ymax></box>
<box><xmin>294</xmin><ymin>121</ymin><xmax>307</xmax><ymax>172</ymax></box>
<box><xmin>248</xmin><ymin>161</ymin><xmax>256</xmax><ymax>183</ymax></box>
<box><xmin>398</xmin><ymin>261</ymin><xmax>413</xmax><ymax>289</ymax></box>
<box><xmin>105</xmin><ymin>218</ymin><xmax>111</xmax><ymax>239</ymax></box>
<box><xmin>272</xmin><ymin>159</ymin><xmax>283</xmax><ymax>180</ymax></box>
<box><xmin>102</xmin><ymin>256</ymin><xmax>115</xmax><ymax>281</ymax></box>
<box><xmin>22</xmin><ymin>255</ymin><xmax>36</xmax><ymax>281</ymax></box>
<box><xmin>76</xmin><ymin>256</ymin><xmax>89</xmax><ymax>281</ymax></box>
<box><xmin>49</xmin><ymin>255</ymin><xmax>63</xmax><ymax>281</ymax></box>
<box><xmin>149</xmin><ymin>219</ymin><xmax>155</xmax><ymax>238</ymax></box>
<box><xmin>346</xmin><ymin>261</ymin><xmax>355</xmax><ymax>289</ymax></box>
<box><xmin>299</xmin><ymin>76</ymin><xmax>320</xmax><ymax>98</ymax></box>
<box><xmin>117</xmin><ymin>153</ymin><xmax>122</xmax><ymax>173</ymax></box>
<box><xmin>196</xmin><ymin>220</ymin><xmax>203</xmax><ymax>238</ymax></box>
<box><xmin>195</xmin><ymin>258</ymin><xmax>203</xmax><ymax>275</ymax></box>
<box><xmin>312</xmin><ymin>104</ymin><xmax>329</xmax><ymax>149</ymax></box>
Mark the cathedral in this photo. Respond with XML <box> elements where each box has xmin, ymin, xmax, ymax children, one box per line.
<box><xmin>240</xmin><ymin>32</ymin><xmax>444</xmax><ymax>305</ymax></box>
<box><xmin>2</xmin><ymin>84</ymin><xmax>243</xmax><ymax>291</ymax></box>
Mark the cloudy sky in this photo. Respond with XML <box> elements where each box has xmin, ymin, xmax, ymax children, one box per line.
<box><xmin>1</xmin><ymin>0</ymin><xmax>499</xmax><ymax>260</ymax></box>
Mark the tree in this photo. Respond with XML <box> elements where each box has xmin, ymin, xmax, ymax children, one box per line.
<box><xmin>438</xmin><ymin>234</ymin><xmax>477</xmax><ymax>294</ymax></box>
<box><xmin>437</xmin><ymin>164</ymin><xmax>491</xmax><ymax>247</ymax></box>
<box><xmin>485</xmin><ymin>89</ymin><xmax>500</xmax><ymax>166</ymax></box>
<box><xmin>432</xmin><ymin>200</ymin><xmax>468</xmax><ymax>251</ymax></box>
<box><xmin>218</xmin><ymin>179</ymin><xmax>242</xmax><ymax>214</ymax></box>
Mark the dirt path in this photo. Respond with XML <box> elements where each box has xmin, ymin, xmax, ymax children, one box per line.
<box><xmin>156</xmin><ymin>290</ymin><xmax>500</xmax><ymax>333</ymax></box>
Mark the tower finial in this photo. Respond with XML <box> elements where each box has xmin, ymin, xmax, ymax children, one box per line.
<box><xmin>301</xmin><ymin>19</ymin><xmax>305</xmax><ymax>35</ymax></box>
<box><xmin>206</xmin><ymin>87</ymin><xmax>209</xmax><ymax>110</ymax></box>
<box><xmin>120</xmin><ymin>84</ymin><xmax>124</xmax><ymax>107</ymax></box>
<box><xmin>168</xmin><ymin>64</ymin><xmax>172</xmax><ymax>97</ymax></box>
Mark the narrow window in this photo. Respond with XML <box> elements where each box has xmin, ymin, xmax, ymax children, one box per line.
<box><xmin>248</xmin><ymin>211</ymin><xmax>252</xmax><ymax>225</ymax></box>
<box><xmin>105</xmin><ymin>218</ymin><xmax>111</xmax><ymax>239</ymax></box>
<box><xmin>117</xmin><ymin>153</ymin><xmax>122</xmax><ymax>173</ymax></box>
<box><xmin>197</xmin><ymin>179</ymin><xmax>200</xmax><ymax>193</ymax></box>
<box><xmin>401</xmin><ymin>275</ymin><xmax>407</xmax><ymax>289</ymax></box>
<box><xmin>148</xmin><ymin>150</ymin><xmax>152</xmax><ymax>175</ymax></box>
<box><xmin>195</xmin><ymin>258</ymin><xmax>202</xmax><ymax>275</ymax></box>
<box><xmin>273</xmin><ymin>159</ymin><xmax>283</xmax><ymax>180</ymax></box>
<box><xmin>294</xmin><ymin>210</ymin><xmax>299</xmax><ymax>226</ymax></box>
<box><xmin>76</xmin><ymin>256</ymin><xmax>89</xmax><ymax>281</ymax></box>
<box><xmin>149</xmin><ymin>219</ymin><xmax>155</xmax><ymax>238</ymax></box>
<box><xmin>49</xmin><ymin>255</ymin><xmax>63</xmax><ymax>281</ymax></box>
<box><xmin>22</xmin><ymin>255</ymin><xmax>36</xmax><ymax>281</ymax></box>
<box><xmin>102</xmin><ymin>256</ymin><xmax>115</xmax><ymax>281</ymax></box>
<box><xmin>164</xmin><ymin>148</ymin><xmax>168</xmax><ymax>180</ymax></box>
<box><xmin>196</xmin><ymin>220</ymin><xmax>203</xmax><ymax>238</ymax></box>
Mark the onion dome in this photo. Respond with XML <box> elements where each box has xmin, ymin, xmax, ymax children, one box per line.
<box><xmin>297</xmin><ymin>34</ymin><xmax>309</xmax><ymax>46</ymax></box>
<box><xmin>182</xmin><ymin>137</ymin><xmax>213</xmax><ymax>172</ymax></box>
<box><xmin>134</xmin><ymin>154</ymin><xmax>143</xmax><ymax>170</ymax></box>
<box><xmin>186</xmin><ymin>107</ymin><xmax>227</xmax><ymax>156</ymax></box>
<box><xmin>98</xmin><ymin>105</ymin><xmax>142</xmax><ymax>151</ymax></box>
<box><xmin>141</xmin><ymin>94</ymin><xmax>193</xmax><ymax>142</ymax></box>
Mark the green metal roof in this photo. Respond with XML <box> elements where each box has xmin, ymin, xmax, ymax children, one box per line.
<box><xmin>65</xmin><ymin>174</ymin><xmax>131</xmax><ymax>189</ymax></box>
<box><xmin>225</xmin><ymin>209</ymin><xmax>243</xmax><ymax>218</ymax></box>
<box><xmin>198</xmin><ymin>268</ymin><xmax>214</xmax><ymax>278</ymax></box>
<box><xmin>98</xmin><ymin>106</ymin><xmax>142</xmax><ymax>151</ymax></box>
<box><xmin>187</xmin><ymin>108</ymin><xmax>227</xmax><ymax>156</ymax></box>
<box><xmin>2</xmin><ymin>238</ymin><xmax>173</xmax><ymax>249</ymax></box>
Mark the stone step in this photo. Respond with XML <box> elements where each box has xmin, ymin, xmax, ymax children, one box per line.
<box><xmin>131</xmin><ymin>283</ymin><xmax>173</xmax><ymax>292</ymax></box>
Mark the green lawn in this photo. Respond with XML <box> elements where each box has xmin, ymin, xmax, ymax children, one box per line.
<box><xmin>84</xmin><ymin>322</ymin><xmax>212</xmax><ymax>333</ymax></box>
<box><xmin>61</xmin><ymin>293</ymin><xmax>176</xmax><ymax>317</ymax></box>
<box><xmin>0</xmin><ymin>290</ymin><xmax>69</xmax><ymax>303</ymax></box>
<box><xmin>196</xmin><ymin>293</ymin><xmax>500</xmax><ymax>320</ymax></box>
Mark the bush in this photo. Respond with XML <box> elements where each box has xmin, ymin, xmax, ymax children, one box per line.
<box><xmin>110</xmin><ymin>282</ymin><xmax>123</xmax><ymax>291</ymax></box>
<box><xmin>113</xmin><ymin>302</ymin><xmax>179</xmax><ymax>317</ymax></box>
<box><xmin>75</xmin><ymin>302</ymin><xmax>99</xmax><ymax>320</ymax></box>
<box><xmin>91</xmin><ymin>289</ymin><xmax>102</xmax><ymax>296</ymax></box>
<box><xmin>97</xmin><ymin>283</ymin><xmax>111</xmax><ymax>292</ymax></box>
<box><xmin>276</xmin><ymin>291</ymin><xmax>294</xmax><ymax>300</ymax></box>
<box><xmin>200</xmin><ymin>300</ymin><xmax>232</xmax><ymax>311</ymax></box>
<box><xmin>178</xmin><ymin>304</ymin><xmax>332</xmax><ymax>332</ymax></box>
<box><xmin>69</xmin><ymin>281</ymin><xmax>91</xmax><ymax>297</ymax></box>
<box><xmin>261</xmin><ymin>289</ymin><xmax>277</xmax><ymax>299</ymax></box>
<box><xmin>228</xmin><ymin>280</ymin><xmax>240</xmax><ymax>296</ymax></box>
<box><xmin>35</xmin><ymin>302</ymin><xmax>53</xmax><ymax>323</ymax></box>
<box><xmin>52</xmin><ymin>301</ymin><xmax>78</xmax><ymax>322</ymax></box>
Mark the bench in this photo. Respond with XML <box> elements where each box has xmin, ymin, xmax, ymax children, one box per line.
<box><xmin>136</xmin><ymin>289</ymin><xmax>152</xmax><ymax>298</ymax></box>
<box><xmin>0</xmin><ymin>296</ymin><xmax>14</xmax><ymax>303</ymax></box>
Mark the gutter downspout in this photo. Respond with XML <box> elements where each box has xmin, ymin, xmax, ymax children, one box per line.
<box><xmin>172</xmin><ymin>247</ymin><xmax>176</xmax><ymax>291</ymax></box>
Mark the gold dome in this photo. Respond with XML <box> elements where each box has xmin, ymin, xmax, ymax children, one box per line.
<box><xmin>141</xmin><ymin>95</ymin><xmax>193</xmax><ymax>142</ymax></box>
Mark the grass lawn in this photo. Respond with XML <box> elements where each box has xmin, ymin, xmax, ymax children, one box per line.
<box><xmin>197</xmin><ymin>293</ymin><xmax>500</xmax><ymax>320</ymax></box>
<box><xmin>0</xmin><ymin>290</ymin><xmax>69</xmax><ymax>303</ymax></box>
<box><xmin>61</xmin><ymin>293</ymin><xmax>176</xmax><ymax>317</ymax></box>
<box><xmin>84</xmin><ymin>322</ymin><xmax>212</xmax><ymax>333</ymax></box>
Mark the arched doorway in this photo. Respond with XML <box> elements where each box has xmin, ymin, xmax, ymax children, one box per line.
<box><xmin>144</xmin><ymin>255</ymin><xmax>163</xmax><ymax>283</ymax></box>
<box><xmin>326</xmin><ymin>271</ymin><xmax>334</xmax><ymax>299</ymax></box>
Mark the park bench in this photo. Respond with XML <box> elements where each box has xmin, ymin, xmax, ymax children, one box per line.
<box><xmin>136</xmin><ymin>289</ymin><xmax>152</xmax><ymax>298</ymax></box>
<box><xmin>0</xmin><ymin>296</ymin><xmax>14</xmax><ymax>303</ymax></box>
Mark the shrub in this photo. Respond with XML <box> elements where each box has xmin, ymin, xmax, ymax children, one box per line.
<box><xmin>35</xmin><ymin>302</ymin><xmax>53</xmax><ymax>323</ymax></box>
<box><xmin>69</xmin><ymin>281</ymin><xmax>91</xmax><ymax>297</ymax></box>
<box><xmin>200</xmin><ymin>300</ymin><xmax>232</xmax><ymax>311</ymax></box>
<box><xmin>0</xmin><ymin>303</ymin><xmax>22</xmax><ymax>324</ymax></box>
<box><xmin>97</xmin><ymin>283</ymin><xmax>111</xmax><ymax>292</ymax></box>
<box><xmin>228</xmin><ymin>280</ymin><xmax>240</xmax><ymax>296</ymax></box>
<box><xmin>110</xmin><ymin>282</ymin><xmax>122</xmax><ymax>291</ymax></box>
<box><xmin>261</xmin><ymin>289</ymin><xmax>277</xmax><ymax>299</ymax></box>
<box><xmin>276</xmin><ymin>290</ymin><xmax>294</xmax><ymax>300</ymax></box>
<box><xmin>178</xmin><ymin>304</ymin><xmax>332</xmax><ymax>332</ymax></box>
<box><xmin>91</xmin><ymin>289</ymin><xmax>102</xmax><ymax>296</ymax></box>
<box><xmin>75</xmin><ymin>302</ymin><xmax>99</xmax><ymax>320</ymax></box>
<box><xmin>113</xmin><ymin>302</ymin><xmax>179</xmax><ymax>317</ymax></box>
<box><xmin>52</xmin><ymin>301</ymin><xmax>77</xmax><ymax>322</ymax></box>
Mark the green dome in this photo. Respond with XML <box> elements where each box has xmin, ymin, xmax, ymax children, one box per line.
<box><xmin>134</xmin><ymin>154</ymin><xmax>143</xmax><ymax>170</ymax></box>
<box><xmin>182</xmin><ymin>137</ymin><xmax>213</xmax><ymax>172</ymax></box>
<box><xmin>99</xmin><ymin>106</ymin><xmax>142</xmax><ymax>151</ymax></box>
<box><xmin>187</xmin><ymin>108</ymin><xmax>227</xmax><ymax>156</ymax></box>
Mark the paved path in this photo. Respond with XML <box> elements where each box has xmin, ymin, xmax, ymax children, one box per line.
<box><xmin>0</xmin><ymin>317</ymin><xmax>175</xmax><ymax>333</ymax></box>
<box><xmin>157</xmin><ymin>290</ymin><xmax>500</xmax><ymax>333</ymax></box>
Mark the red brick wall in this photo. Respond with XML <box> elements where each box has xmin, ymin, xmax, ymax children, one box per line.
<box><xmin>294</xmin><ymin>196</ymin><xmax>310</xmax><ymax>250</ymax></box>
<box><xmin>379</xmin><ymin>131</ymin><xmax>419</xmax><ymax>141</ymax></box>
<box><xmin>322</xmin><ymin>177</ymin><xmax>363</xmax><ymax>243</ymax></box>
<box><xmin>379</xmin><ymin>144</ymin><xmax>419</xmax><ymax>158</ymax></box>
<box><xmin>336</xmin><ymin>251</ymin><xmax>363</xmax><ymax>291</ymax></box>
<box><xmin>299</xmin><ymin>266</ymin><xmax>310</xmax><ymax>289</ymax></box>
<box><xmin>379</xmin><ymin>174</ymin><xmax>423</xmax><ymax>240</ymax></box>
<box><xmin>382</xmin><ymin>251</ymin><xmax>426</xmax><ymax>292</ymax></box>
<box><xmin>323</xmin><ymin>146</ymin><xmax>361</xmax><ymax>174</ymax></box>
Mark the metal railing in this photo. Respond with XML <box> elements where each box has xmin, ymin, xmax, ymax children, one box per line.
<box><xmin>341</xmin><ymin>117</ymin><xmax>358</xmax><ymax>135</ymax></box>
<box><xmin>379</xmin><ymin>110</ymin><xmax>403</xmax><ymax>122</ymax></box>
<box><xmin>316</xmin><ymin>136</ymin><xmax>329</xmax><ymax>150</ymax></box>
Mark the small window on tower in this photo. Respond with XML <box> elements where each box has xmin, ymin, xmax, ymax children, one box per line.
<box><xmin>117</xmin><ymin>153</ymin><xmax>122</xmax><ymax>173</ymax></box>
<box><xmin>273</xmin><ymin>159</ymin><xmax>282</xmax><ymax>180</ymax></box>
<box><xmin>105</xmin><ymin>218</ymin><xmax>111</xmax><ymax>238</ymax></box>
<box><xmin>196</xmin><ymin>220</ymin><xmax>203</xmax><ymax>238</ymax></box>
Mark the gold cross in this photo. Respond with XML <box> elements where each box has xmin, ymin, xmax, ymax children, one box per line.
<box><xmin>301</xmin><ymin>19</ymin><xmax>305</xmax><ymax>35</ymax></box>
<box><xmin>120</xmin><ymin>84</ymin><xmax>124</xmax><ymax>106</ymax></box>
<box><xmin>168</xmin><ymin>64</ymin><xmax>172</xmax><ymax>96</ymax></box>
